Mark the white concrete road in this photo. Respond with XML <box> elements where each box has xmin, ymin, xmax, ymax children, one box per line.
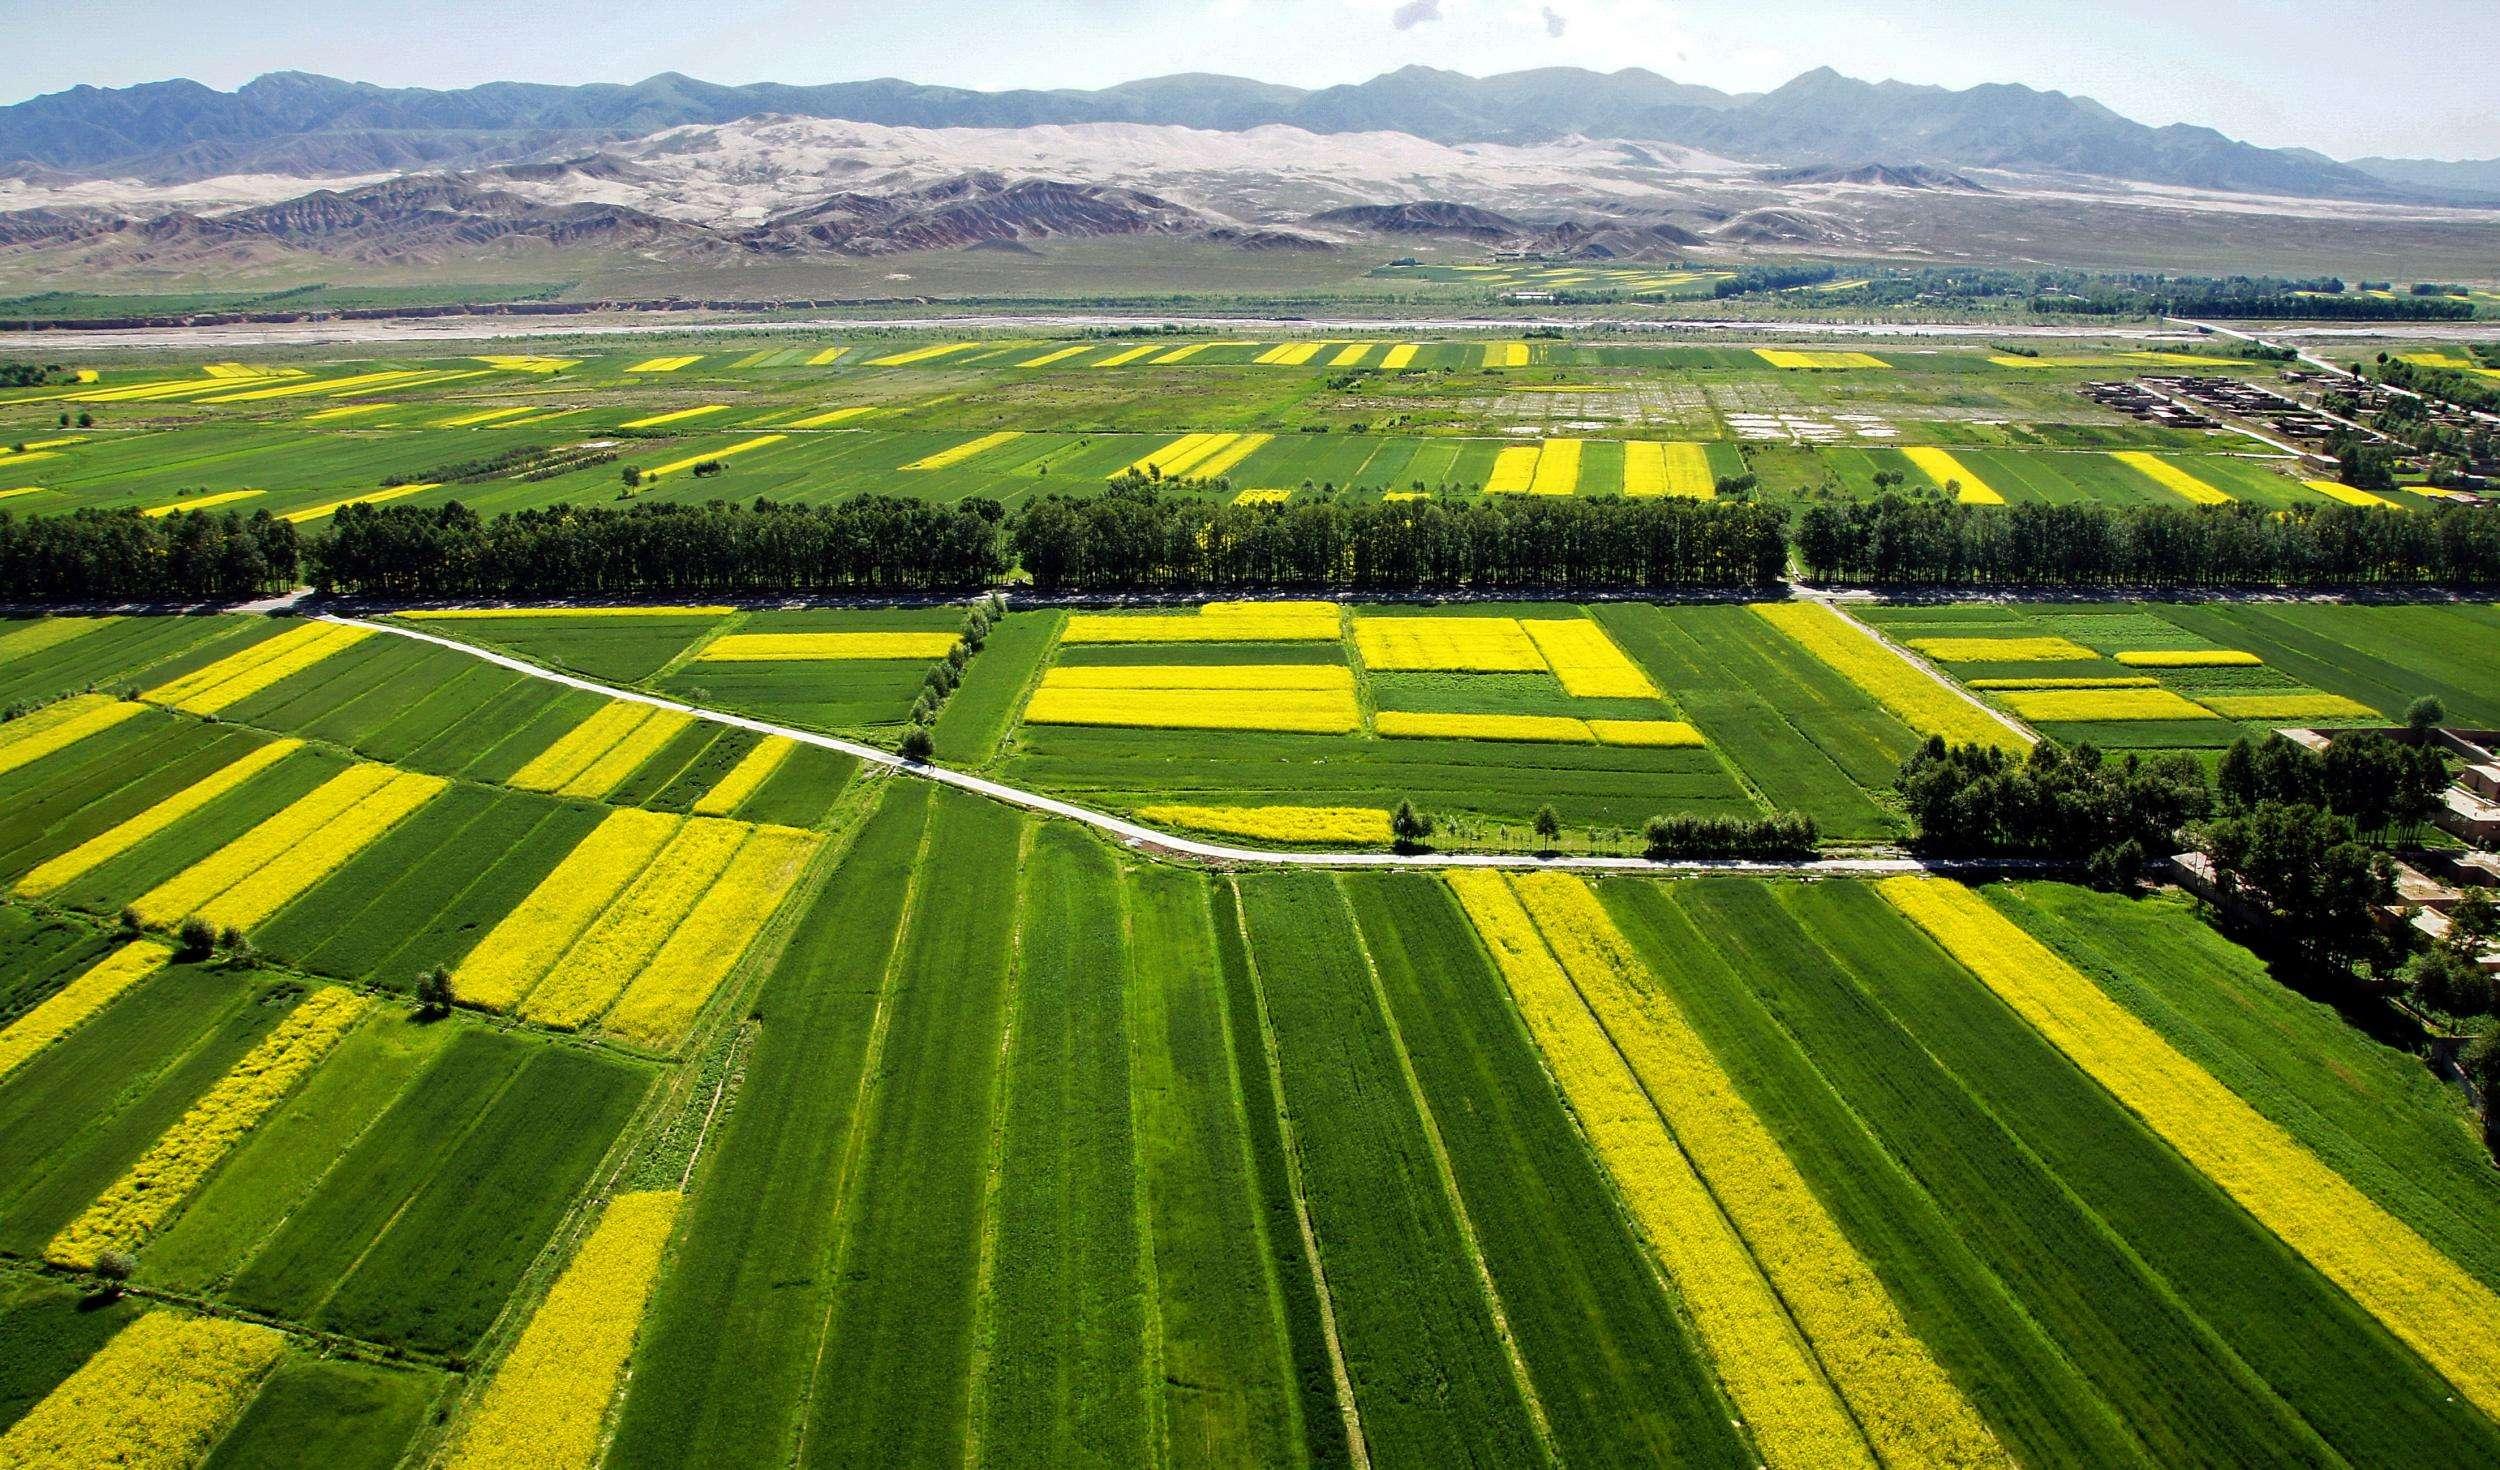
<box><xmin>331</xmin><ymin>612</ymin><xmax>2017</xmax><ymax>878</ymax></box>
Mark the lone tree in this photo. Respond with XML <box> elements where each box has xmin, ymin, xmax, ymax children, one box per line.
<box><xmin>1533</xmin><ymin>804</ymin><xmax>1562</xmax><ymax>848</ymax></box>
<box><xmin>2407</xmin><ymin>695</ymin><xmax>2447</xmax><ymax>733</ymax></box>
<box><xmin>1390</xmin><ymin>799</ymin><xmax>1435</xmax><ymax>848</ymax></box>
<box><xmin>175</xmin><ymin>915</ymin><xmax>216</xmax><ymax>962</ymax></box>
<box><xmin>414</xmin><ymin>965</ymin><xmax>454</xmax><ymax>1020</ymax></box>
<box><xmin>899</xmin><ymin>723</ymin><xmax>935</xmax><ymax>763</ymax></box>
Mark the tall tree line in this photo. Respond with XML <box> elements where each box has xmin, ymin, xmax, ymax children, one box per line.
<box><xmin>0</xmin><ymin>508</ymin><xmax>298</xmax><ymax>601</ymax></box>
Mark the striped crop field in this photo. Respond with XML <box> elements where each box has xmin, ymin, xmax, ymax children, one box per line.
<box><xmin>1753</xmin><ymin>600</ymin><xmax>2025</xmax><ymax>748</ymax></box>
<box><xmin>899</xmin><ymin>430</ymin><xmax>1023</xmax><ymax>469</ymax></box>
<box><xmin>1904</xmin><ymin>445</ymin><xmax>2005</xmax><ymax>504</ymax></box>
<box><xmin>2111</xmin><ymin>450</ymin><xmax>2233</xmax><ymax>504</ymax></box>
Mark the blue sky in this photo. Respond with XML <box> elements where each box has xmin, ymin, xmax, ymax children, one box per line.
<box><xmin>9</xmin><ymin>0</ymin><xmax>2494</xmax><ymax>160</ymax></box>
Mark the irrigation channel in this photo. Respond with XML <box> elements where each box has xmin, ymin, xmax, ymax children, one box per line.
<box><xmin>330</xmin><ymin>611</ymin><xmax>2049</xmax><ymax>878</ymax></box>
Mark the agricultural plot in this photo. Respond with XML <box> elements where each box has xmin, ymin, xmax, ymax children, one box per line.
<box><xmin>1860</xmin><ymin>602</ymin><xmax>2500</xmax><ymax>749</ymax></box>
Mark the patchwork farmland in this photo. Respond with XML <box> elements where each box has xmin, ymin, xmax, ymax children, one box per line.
<box><xmin>5</xmin><ymin>321</ymin><xmax>2500</xmax><ymax>1468</ymax></box>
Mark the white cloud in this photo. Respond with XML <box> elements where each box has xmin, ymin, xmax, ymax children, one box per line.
<box><xmin>1541</xmin><ymin>4</ymin><xmax>1566</xmax><ymax>36</ymax></box>
<box><xmin>1392</xmin><ymin>0</ymin><xmax>1444</xmax><ymax>27</ymax></box>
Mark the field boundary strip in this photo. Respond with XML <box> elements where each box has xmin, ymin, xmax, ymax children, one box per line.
<box><xmin>327</xmin><ymin>612</ymin><xmax>2052</xmax><ymax>877</ymax></box>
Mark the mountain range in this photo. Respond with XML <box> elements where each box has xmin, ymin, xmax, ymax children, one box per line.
<box><xmin>0</xmin><ymin>64</ymin><xmax>2471</xmax><ymax>203</ymax></box>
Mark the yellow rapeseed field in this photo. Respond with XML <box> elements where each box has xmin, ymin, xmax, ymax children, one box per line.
<box><xmin>692</xmin><ymin>736</ymin><xmax>796</xmax><ymax>816</ymax></box>
<box><xmin>606</xmin><ymin>826</ymin><xmax>820</xmax><ymax>1050</ymax></box>
<box><xmin>1623</xmin><ymin>441</ymin><xmax>1716</xmax><ymax>498</ymax></box>
<box><xmin>145</xmin><ymin>620</ymin><xmax>372</xmax><ymax>715</ymax></box>
<box><xmin>1380</xmin><ymin>345</ymin><xmax>1421</xmax><ymax>369</ymax></box>
<box><xmin>1115</xmin><ymin>433</ymin><xmax>1227</xmax><ymax>478</ymax></box>
<box><xmin>0</xmin><ymin>942</ymin><xmax>169</xmax><ymax>1083</ymax></box>
<box><xmin>1882</xmin><ymin>876</ymin><xmax>2500</xmax><ymax>1423</ymax></box>
<box><xmin>1483</xmin><ymin>445</ymin><xmax>1541</xmax><ymax>494</ymax></box>
<box><xmin>1025</xmin><ymin>684</ymin><xmax>1360</xmax><ymax>734</ymax></box>
<box><xmin>0</xmin><ymin>1312</ymin><xmax>285</xmax><ymax>1469</ymax></box>
<box><xmin>1906</xmin><ymin>636</ymin><xmax>2098</xmax><ymax>663</ymax></box>
<box><xmin>619</xmin><ymin>405</ymin><xmax>730</xmax><ymax>429</ymax></box>
<box><xmin>1751</xmin><ymin>601</ymin><xmax>2025</xmax><ymax>748</ymax></box>
<box><xmin>1755</xmin><ymin>348</ymin><xmax>1889</xmax><ymax>369</ymax></box>
<box><xmin>1328</xmin><ymin>343</ymin><xmax>1374</xmax><ymax>366</ymax></box>
<box><xmin>1134</xmin><ymin>804</ymin><xmax>1392</xmax><ymax>844</ymax></box>
<box><xmin>645</xmin><ymin>435</ymin><xmax>786</xmax><ymax>478</ymax></box>
<box><xmin>1995</xmin><ymin>687</ymin><xmax>2217</xmax><ymax>722</ymax></box>
<box><xmin>1512</xmin><ymin>874</ymin><xmax>2009</xmax><ymax>1469</ymax></box>
<box><xmin>555</xmin><ymin>710</ymin><xmax>693</xmax><ymax>800</ymax></box>
<box><xmin>49</xmin><ymin>988</ymin><xmax>372</xmax><ymax>1268</ymax></box>
<box><xmin>439</xmin><ymin>407</ymin><xmax>539</xmax><ymax>427</ymax></box>
<box><xmin>1017</xmin><ymin>345</ymin><xmax>1094</xmax><ymax>368</ymax></box>
<box><xmin>1255</xmin><ymin>342</ymin><xmax>1328</xmax><ymax>365</ymax></box>
<box><xmin>2198</xmin><ymin>692</ymin><xmax>2378</xmax><ymax>721</ymax></box>
<box><xmin>1902</xmin><ymin>446</ymin><xmax>2004</xmax><ymax>505</ymax></box>
<box><xmin>2303</xmin><ymin>479</ymin><xmax>2406</xmax><ymax>510</ymax></box>
<box><xmin>1445</xmin><ymin>872</ymin><xmax>1879</xmax><ymax>1470</ymax></box>
<box><xmin>1354</xmin><ymin>615</ymin><xmax>1546</xmax><ymax>672</ymax></box>
<box><xmin>1232</xmin><ymin>488</ymin><xmax>1290</xmax><ymax>504</ymax></box>
<box><xmin>696</xmin><ymin>631</ymin><xmax>959</xmax><ymax>661</ymax></box>
<box><xmin>900</xmin><ymin>430</ymin><xmax>1023</xmax><ymax>470</ymax></box>
<box><xmin>0</xmin><ymin>694</ymin><xmax>145</xmax><ymax>779</ymax></box>
<box><xmin>131</xmin><ymin>763</ymin><xmax>402</xmax><ymax>928</ymax></box>
<box><xmin>280</xmin><ymin>483</ymin><xmax>438</xmax><ymax>524</ymax></box>
<box><xmin>454</xmin><ymin>809</ymin><xmax>681</xmax><ymax>1012</ymax></box>
<box><xmin>0</xmin><ymin>615</ymin><xmax>110</xmax><ymax>662</ymax></box>
<box><xmin>1374</xmin><ymin>711</ymin><xmax>1592</xmax><ymax>743</ymax></box>
<box><xmin>1093</xmin><ymin>344</ymin><xmax>1162</xmax><ymax>367</ymax></box>
<box><xmin>624</xmin><ymin>355</ymin><xmax>704</xmax><ymax>373</ymax></box>
<box><xmin>2114</xmin><ymin>648</ymin><xmax>2261</xmax><ymax>667</ymax></box>
<box><xmin>508</xmin><ymin>703</ymin><xmax>655</xmax><ymax>792</ymax></box>
<box><xmin>785</xmin><ymin>406</ymin><xmax>874</xmax><ymax>429</ymax></box>
<box><xmin>1484</xmin><ymin>342</ymin><xmax>1530</xmax><ymax>367</ymax></box>
<box><xmin>1967</xmin><ymin>676</ymin><xmax>2158</xmax><ymax>690</ymax></box>
<box><xmin>1189</xmin><ymin>432</ymin><xmax>1272</xmax><ymax>480</ymax></box>
<box><xmin>1521</xmin><ymin>619</ymin><xmax>1659</xmax><ymax>698</ymax></box>
<box><xmin>1044</xmin><ymin>664</ymin><xmax>1352</xmax><ymax>692</ymax></box>
<box><xmin>521</xmin><ymin>819</ymin><xmax>749</xmax><ymax>1031</ymax></box>
<box><xmin>446</xmin><ymin>1191</ymin><xmax>681</xmax><ymax>1470</ymax></box>
<box><xmin>865</xmin><ymin>342</ymin><xmax>977</xmax><ymax>367</ymax></box>
<box><xmin>194</xmin><ymin>770</ymin><xmax>446</xmax><ymax>931</ymax></box>
<box><xmin>2111</xmin><ymin>450</ymin><xmax>2232</xmax><ymax>505</ymax></box>
<box><xmin>1060</xmin><ymin>601</ymin><xmax>1340</xmax><ymax>643</ymax></box>
<box><xmin>1586</xmin><ymin>719</ymin><xmax>1704</xmax><ymax>747</ymax></box>
<box><xmin>1526</xmin><ymin>438</ymin><xmax>1582</xmax><ymax>495</ymax></box>
<box><xmin>804</xmin><ymin>346</ymin><xmax>848</xmax><ymax>366</ymax></box>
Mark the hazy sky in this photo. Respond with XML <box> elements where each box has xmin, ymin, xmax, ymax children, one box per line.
<box><xmin>7</xmin><ymin>0</ymin><xmax>2494</xmax><ymax>160</ymax></box>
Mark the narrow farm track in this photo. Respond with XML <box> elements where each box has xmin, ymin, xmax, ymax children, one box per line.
<box><xmin>327</xmin><ymin>613</ymin><xmax>2041</xmax><ymax>878</ymax></box>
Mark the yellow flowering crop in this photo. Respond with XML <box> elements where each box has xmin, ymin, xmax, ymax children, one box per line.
<box><xmin>132</xmin><ymin>763</ymin><xmax>401</xmax><ymax>928</ymax></box>
<box><xmin>1232</xmin><ymin>488</ymin><xmax>1291</xmax><ymax>505</ymax></box>
<box><xmin>618</xmin><ymin>404</ymin><xmax>729</xmax><ymax>429</ymax></box>
<box><xmin>0</xmin><ymin>942</ymin><xmax>169</xmax><ymax>1083</ymax></box>
<box><xmin>1996</xmin><ymin>687</ymin><xmax>2217</xmax><ymax>723</ymax></box>
<box><xmin>866</xmin><ymin>342</ymin><xmax>978</xmax><ymax>366</ymax></box>
<box><xmin>1093</xmin><ymin>344</ymin><xmax>1161</xmax><ymax>367</ymax></box>
<box><xmin>1902</xmin><ymin>446</ymin><xmax>2004</xmax><ymax>505</ymax></box>
<box><xmin>447</xmin><ymin>1191</ymin><xmax>681</xmax><ymax>1470</ymax></box>
<box><xmin>1115</xmin><ymin>433</ymin><xmax>1232</xmax><ymax>479</ymax></box>
<box><xmin>0</xmin><ymin>694</ymin><xmax>145</xmax><ymax>779</ymax></box>
<box><xmin>1966</xmin><ymin>676</ymin><xmax>2157</xmax><ymax>691</ymax></box>
<box><xmin>1881</xmin><ymin>876</ymin><xmax>2500</xmax><ymax>1423</ymax></box>
<box><xmin>1445</xmin><ymin>872</ymin><xmax>1878</xmax><ymax>1470</ymax></box>
<box><xmin>139</xmin><ymin>490</ymin><xmax>266</xmax><ymax>517</ymax></box>
<box><xmin>195</xmin><ymin>770</ymin><xmax>445</xmax><ymax>931</ymax></box>
<box><xmin>508</xmin><ymin>703</ymin><xmax>659</xmax><ymax>792</ymax></box>
<box><xmin>1526</xmin><ymin>438</ymin><xmax>1582</xmax><ymax>495</ymax></box>
<box><xmin>1354</xmin><ymin>616</ymin><xmax>1546</xmax><ymax>672</ymax></box>
<box><xmin>644</xmin><ymin>435</ymin><xmax>786</xmax><ymax>479</ymax></box>
<box><xmin>1192</xmin><ymin>432</ymin><xmax>1272</xmax><ymax>479</ymax></box>
<box><xmin>695</xmin><ymin>632</ymin><xmax>959</xmax><ymax>661</ymax></box>
<box><xmin>521</xmin><ymin>818</ymin><xmax>749</xmax><ymax>1031</ymax></box>
<box><xmin>1381</xmin><ymin>345</ymin><xmax>1421</xmax><ymax>369</ymax></box>
<box><xmin>1374</xmin><ymin>711</ymin><xmax>1592</xmax><ymax>743</ymax></box>
<box><xmin>556</xmin><ymin>710</ymin><xmax>692</xmax><ymax>800</ymax></box>
<box><xmin>1510</xmin><ymin>874</ymin><xmax>2009</xmax><ymax>1468</ymax></box>
<box><xmin>2114</xmin><ymin>648</ymin><xmax>2261</xmax><ymax>668</ymax></box>
<box><xmin>1043</xmin><ymin>664</ymin><xmax>1352</xmax><ymax>692</ymax></box>
<box><xmin>1060</xmin><ymin>601</ymin><xmax>1340</xmax><ymax>644</ymax></box>
<box><xmin>1025</xmin><ymin>685</ymin><xmax>1360</xmax><ymax>734</ymax></box>
<box><xmin>1520</xmin><ymin>619</ymin><xmax>1660</xmax><ymax>697</ymax></box>
<box><xmin>1483</xmin><ymin>445</ymin><xmax>1541</xmax><ymax>494</ymax></box>
<box><xmin>1905</xmin><ymin>636</ymin><xmax>2098</xmax><ymax>664</ymax></box>
<box><xmin>0</xmin><ymin>616</ymin><xmax>112</xmax><ymax>661</ymax></box>
<box><xmin>899</xmin><ymin>430</ymin><xmax>1022</xmax><ymax>470</ymax></box>
<box><xmin>2111</xmin><ymin>450</ymin><xmax>2231</xmax><ymax>505</ymax></box>
<box><xmin>1134</xmin><ymin>804</ymin><xmax>1391</xmax><ymax>844</ymax></box>
<box><xmin>2304</xmin><ymin>478</ymin><xmax>2405</xmax><ymax>510</ymax></box>
<box><xmin>692</xmin><ymin>736</ymin><xmax>796</xmax><ymax>816</ymax></box>
<box><xmin>144</xmin><ymin>620</ymin><xmax>372</xmax><ymax>715</ymax></box>
<box><xmin>2198</xmin><ymin>692</ymin><xmax>2378</xmax><ymax>721</ymax></box>
<box><xmin>786</xmin><ymin>405</ymin><xmax>873</xmax><ymax>428</ymax></box>
<box><xmin>624</xmin><ymin>354</ymin><xmax>703</xmax><ymax>372</ymax></box>
<box><xmin>605</xmin><ymin>826</ymin><xmax>820</xmax><ymax>1050</ymax></box>
<box><xmin>1624</xmin><ymin>441</ymin><xmax>1716</xmax><ymax>498</ymax></box>
<box><xmin>1255</xmin><ymin>342</ymin><xmax>1328</xmax><ymax>365</ymax></box>
<box><xmin>0</xmin><ymin>1312</ymin><xmax>285</xmax><ymax>1470</ymax></box>
<box><xmin>454</xmin><ymin>809</ymin><xmax>681</xmax><ymax>1012</ymax></box>
<box><xmin>49</xmin><ymin>988</ymin><xmax>372</xmax><ymax>1268</ymax></box>
<box><xmin>280</xmin><ymin>483</ymin><xmax>438</xmax><ymax>524</ymax></box>
<box><xmin>1751</xmin><ymin>601</ymin><xmax>2025</xmax><ymax>748</ymax></box>
<box><xmin>1018</xmin><ymin>344</ymin><xmax>1093</xmax><ymax>368</ymax></box>
<box><xmin>1484</xmin><ymin>342</ymin><xmax>1530</xmax><ymax>367</ymax></box>
<box><xmin>405</xmin><ymin>606</ymin><xmax>733</xmax><ymax>619</ymax></box>
<box><xmin>1586</xmin><ymin>719</ymin><xmax>1705</xmax><ymax>747</ymax></box>
<box><xmin>1755</xmin><ymin>348</ymin><xmax>1888</xmax><ymax>369</ymax></box>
